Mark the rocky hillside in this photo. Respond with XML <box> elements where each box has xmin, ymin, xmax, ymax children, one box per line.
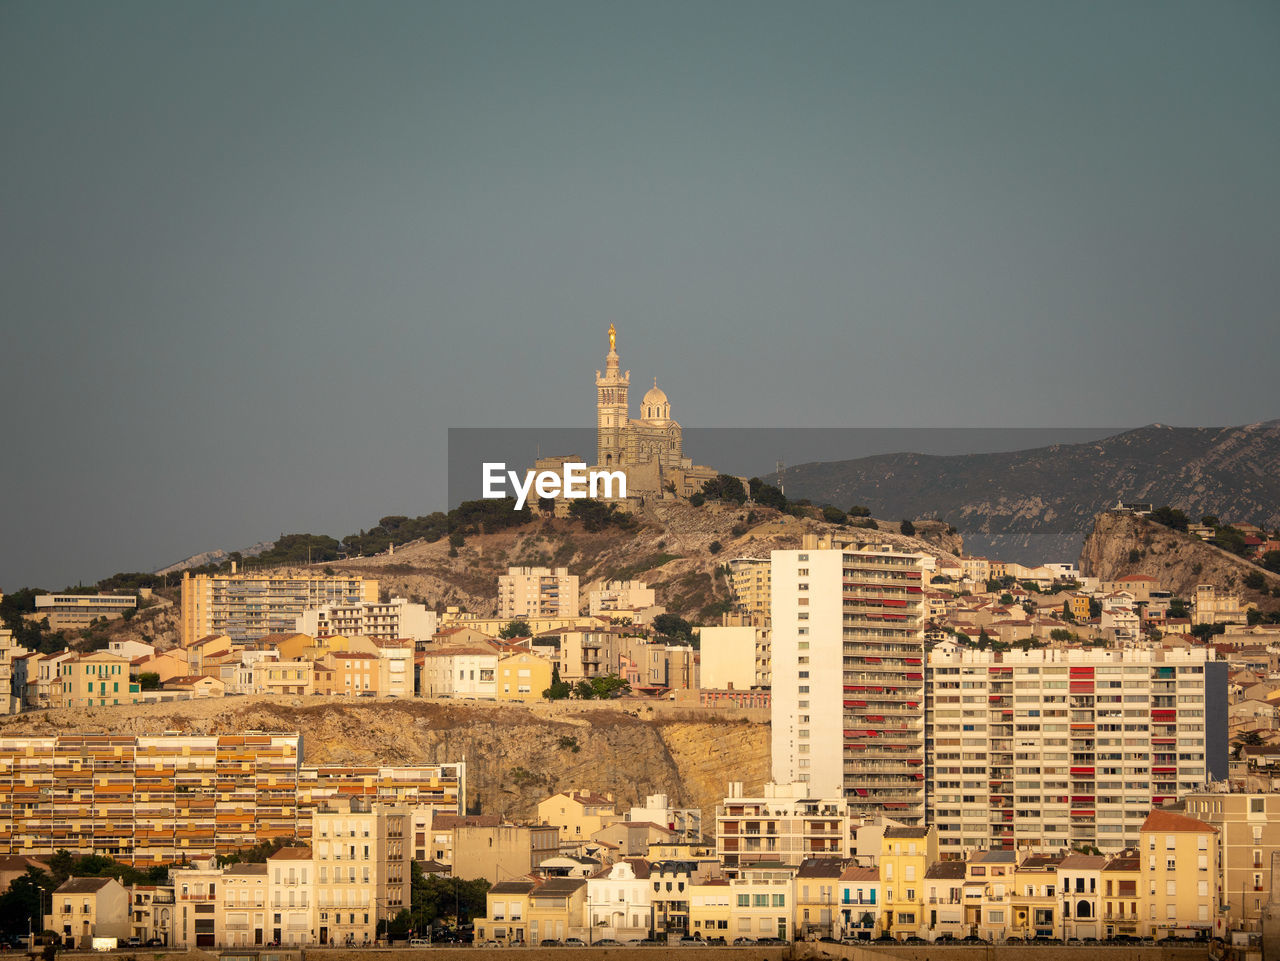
<box><xmin>771</xmin><ymin>420</ymin><xmax>1280</xmax><ymax>563</ymax></box>
<box><xmin>1079</xmin><ymin>511</ymin><xmax>1280</xmax><ymax>609</ymax></box>
<box><xmin>326</xmin><ymin>501</ymin><xmax>963</xmax><ymax>620</ymax></box>
<box><xmin>0</xmin><ymin>697</ymin><xmax>769</xmax><ymax>823</ymax></box>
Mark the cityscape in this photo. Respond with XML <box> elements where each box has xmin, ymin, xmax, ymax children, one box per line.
<box><xmin>2</xmin><ymin>328</ymin><xmax>1280</xmax><ymax>956</ymax></box>
<box><xmin>4</xmin><ymin>3</ymin><xmax>1279</xmax><ymax>959</ymax></box>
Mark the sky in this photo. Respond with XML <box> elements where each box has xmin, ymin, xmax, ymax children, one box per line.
<box><xmin>2</xmin><ymin>1</ymin><xmax>1278</xmax><ymax>590</ymax></box>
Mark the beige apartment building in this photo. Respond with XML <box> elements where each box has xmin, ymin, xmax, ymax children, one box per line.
<box><xmin>181</xmin><ymin>571</ymin><xmax>378</xmax><ymax>645</ymax></box>
<box><xmin>727</xmin><ymin>557</ymin><xmax>771</xmax><ymax>627</ymax></box>
<box><xmin>312</xmin><ymin>798</ymin><xmax>410</xmax><ymax>945</ymax></box>
<box><xmin>1183</xmin><ymin>791</ymin><xmax>1279</xmax><ymax>930</ymax></box>
<box><xmin>216</xmin><ymin>863</ymin><xmax>268</xmax><ymax>947</ymax></box>
<box><xmin>497</xmin><ymin>566</ymin><xmax>580</xmax><ymax>620</ymax></box>
<box><xmin>716</xmin><ymin>781</ymin><xmax>854</xmax><ymax>876</ymax></box>
<box><xmin>451</xmin><ymin>820</ymin><xmax>560</xmax><ymax>883</ymax></box>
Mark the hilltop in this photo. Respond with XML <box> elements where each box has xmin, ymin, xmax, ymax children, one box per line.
<box><xmin>0</xmin><ymin>695</ymin><xmax>770</xmax><ymax>824</ymax></box>
<box><xmin>323</xmin><ymin>500</ymin><xmax>963</xmax><ymax>619</ymax></box>
<box><xmin>770</xmin><ymin>420</ymin><xmax>1280</xmax><ymax>563</ymax></box>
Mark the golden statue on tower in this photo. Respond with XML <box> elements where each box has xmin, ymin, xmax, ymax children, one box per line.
<box><xmin>608</xmin><ymin>323</ymin><xmax>616</xmax><ymax>352</ymax></box>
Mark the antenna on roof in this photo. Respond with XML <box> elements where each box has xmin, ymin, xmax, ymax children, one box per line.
<box><xmin>776</xmin><ymin>460</ymin><xmax>785</xmax><ymax>496</ymax></box>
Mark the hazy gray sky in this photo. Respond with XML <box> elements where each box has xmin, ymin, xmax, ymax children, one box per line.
<box><xmin>3</xmin><ymin>1</ymin><xmax>1278</xmax><ymax>589</ymax></box>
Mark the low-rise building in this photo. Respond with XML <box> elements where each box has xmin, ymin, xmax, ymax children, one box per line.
<box><xmin>839</xmin><ymin>865</ymin><xmax>882</xmax><ymax>940</ymax></box>
<box><xmin>47</xmin><ymin>877</ymin><xmax>130</xmax><ymax>947</ymax></box>
<box><xmin>728</xmin><ymin>862</ymin><xmax>795</xmax><ymax>942</ymax></box>
<box><xmin>1139</xmin><ymin>809</ymin><xmax>1220</xmax><ymax>939</ymax></box>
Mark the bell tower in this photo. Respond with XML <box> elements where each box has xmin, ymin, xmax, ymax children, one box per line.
<box><xmin>596</xmin><ymin>323</ymin><xmax>630</xmax><ymax>468</ymax></box>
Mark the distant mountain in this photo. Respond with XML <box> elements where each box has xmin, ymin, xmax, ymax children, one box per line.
<box><xmin>768</xmin><ymin>421</ymin><xmax>1280</xmax><ymax>563</ymax></box>
<box><xmin>154</xmin><ymin>540</ymin><xmax>276</xmax><ymax>576</ymax></box>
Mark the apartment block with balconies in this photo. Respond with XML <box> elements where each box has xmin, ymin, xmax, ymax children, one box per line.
<box><xmin>771</xmin><ymin>537</ymin><xmax>928</xmax><ymax>823</ymax></box>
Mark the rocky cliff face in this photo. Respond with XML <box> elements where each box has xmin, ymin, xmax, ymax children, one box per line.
<box><xmin>0</xmin><ymin>697</ymin><xmax>769</xmax><ymax>823</ymax></box>
<box><xmin>1079</xmin><ymin>511</ymin><xmax>1280</xmax><ymax>603</ymax></box>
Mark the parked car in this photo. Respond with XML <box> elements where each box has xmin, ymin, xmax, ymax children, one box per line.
<box><xmin>144</xmin><ymin>939</ymin><xmax>164</xmax><ymax>948</ymax></box>
<box><xmin>408</xmin><ymin>938</ymin><xmax>430</xmax><ymax>947</ymax></box>
<box><xmin>539</xmin><ymin>938</ymin><xmax>562</xmax><ymax>947</ymax></box>
<box><xmin>563</xmin><ymin>938</ymin><xmax>587</xmax><ymax>947</ymax></box>
<box><xmin>594</xmin><ymin>939</ymin><xmax>621</xmax><ymax>946</ymax></box>
<box><xmin>732</xmin><ymin>936</ymin><xmax>756</xmax><ymax>945</ymax></box>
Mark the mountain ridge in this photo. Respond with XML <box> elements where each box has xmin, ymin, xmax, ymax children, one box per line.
<box><xmin>769</xmin><ymin>420</ymin><xmax>1280</xmax><ymax>563</ymax></box>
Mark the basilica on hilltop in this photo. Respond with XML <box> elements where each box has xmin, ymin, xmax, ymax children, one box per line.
<box><xmin>535</xmin><ymin>326</ymin><xmax>718</xmax><ymax>505</ymax></box>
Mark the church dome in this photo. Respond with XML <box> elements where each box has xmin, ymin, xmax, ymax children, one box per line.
<box><xmin>640</xmin><ymin>378</ymin><xmax>671</xmax><ymax>423</ymax></box>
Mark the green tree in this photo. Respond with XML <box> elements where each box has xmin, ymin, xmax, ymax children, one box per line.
<box><xmin>701</xmin><ymin>475</ymin><xmax>748</xmax><ymax>504</ymax></box>
<box><xmin>1191</xmin><ymin>623</ymin><xmax>1225</xmax><ymax>643</ymax></box>
<box><xmin>542</xmin><ymin>665</ymin><xmax>571</xmax><ymax>700</ymax></box>
<box><xmin>1201</xmin><ymin>515</ymin><xmax>1219</xmax><ymax>527</ymax></box>
<box><xmin>847</xmin><ymin>505</ymin><xmax>871</xmax><ymax>518</ymax></box>
<box><xmin>899</xmin><ymin>519</ymin><xmax>916</xmax><ymax>536</ymax></box>
<box><xmin>1262</xmin><ymin>551</ymin><xmax>1280</xmax><ymax>575</ymax></box>
<box><xmin>587</xmin><ymin>673</ymin><xmax>630</xmax><ymax>699</ymax></box>
<box><xmin>653</xmin><ymin>613</ymin><xmax>693</xmax><ymax>641</ymax></box>
<box><xmin>498</xmin><ymin>620</ymin><xmax>532</xmax><ymax>640</ymax></box>
<box><xmin>136</xmin><ymin>672</ymin><xmax>161</xmax><ymax>691</ymax></box>
<box><xmin>1213</xmin><ymin>526</ymin><xmax>1248</xmax><ymax>557</ymax></box>
<box><xmin>821</xmin><ymin>506</ymin><xmax>846</xmax><ymax>524</ymax></box>
<box><xmin>1149</xmin><ymin>506</ymin><xmax>1189</xmax><ymax>532</ymax></box>
<box><xmin>708</xmin><ymin>540</ymin><xmax>722</xmax><ymax>555</ymax></box>
<box><xmin>1244</xmin><ymin>571</ymin><xmax>1267</xmax><ymax>592</ymax></box>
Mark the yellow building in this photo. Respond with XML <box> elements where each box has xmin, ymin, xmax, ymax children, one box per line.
<box><xmin>476</xmin><ymin>879</ymin><xmax>537</xmax><ymax>945</ymax></box>
<box><xmin>1101</xmin><ymin>852</ymin><xmax>1142</xmax><ymax>938</ymax></box>
<box><xmin>537</xmin><ymin>790</ymin><xmax>618</xmax><ymax>851</ymax></box>
<box><xmin>252</xmin><ymin>658</ymin><xmax>315</xmax><ymax>696</ymax></box>
<box><xmin>728</xmin><ymin>862</ymin><xmax>795</xmax><ymax>942</ymax></box>
<box><xmin>1067</xmin><ymin>594</ymin><xmax>1091</xmax><ymax>621</ymax></box>
<box><xmin>55</xmin><ymin>651</ymin><xmax>141</xmax><ymax>708</ymax></box>
<box><xmin>268</xmin><ymin>632</ymin><xmax>328</xmax><ymax>661</ymax></box>
<box><xmin>1009</xmin><ymin>853</ymin><xmax>1062</xmax><ymax>940</ymax></box>
<box><xmin>878</xmin><ymin>825</ymin><xmax>936</xmax><ymax>940</ymax></box>
<box><xmin>1139</xmin><ymin>809</ymin><xmax>1220</xmax><ymax>939</ymax></box>
<box><xmin>496</xmin><ymin>652</ymin><xmax>553</xmax><ymax>702</ymax></box>
<box><xmin>527</xmin><ymin>877</ymin><xmax>589</xmax><ymax>944</ymax></box>
<box><xmin>688</xmin><ymin>877</ymin><xmax>732</xmax><ymax>942</ymax></box>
